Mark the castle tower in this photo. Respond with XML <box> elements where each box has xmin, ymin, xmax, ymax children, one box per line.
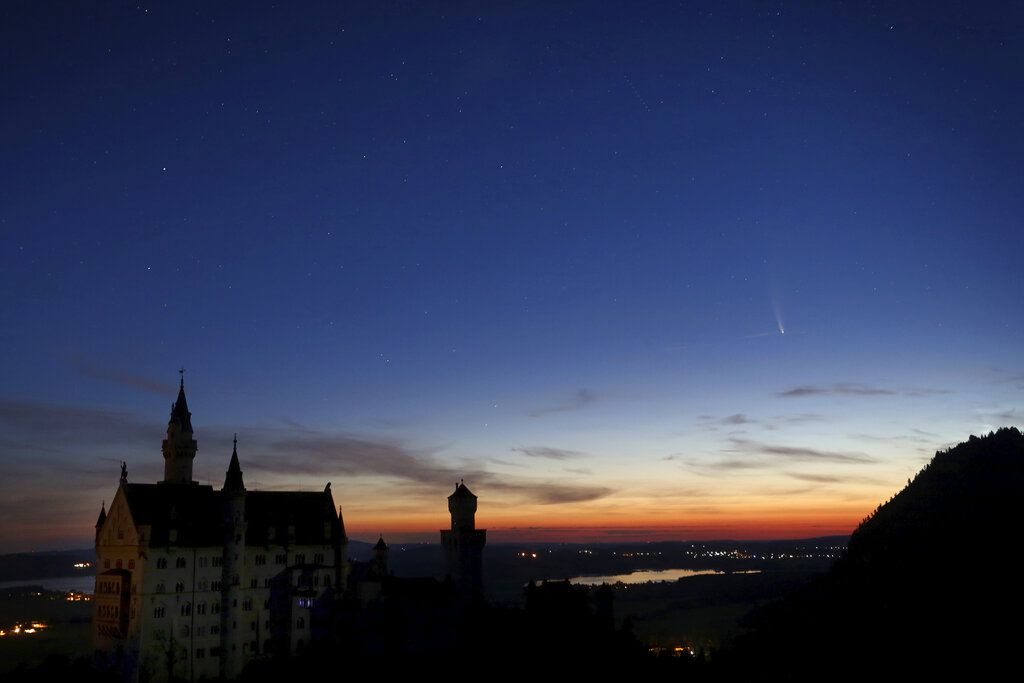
<box><xmin>220</xmin><ymin>436</ymin><xmax>247</xmax><ymax>680</ymax></box>
<box><xmin>161</xmin><ymin>373</ymin><xmax>198</xmax><ymax>484</ymax></box>
<box><xmin>440</xmin><ymin>481</ymin><xmax>486</xmax><ymax>595</ymax></box>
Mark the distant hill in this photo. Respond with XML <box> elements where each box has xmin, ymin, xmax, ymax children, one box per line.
<box><xmin>0</xmin><ymin>549</ymin><xmax>96</xmax><ymax>582</ymax></box>
<box><xmin>735</xmin><ymin>427</ymin><xmax>1024</xmax><ymax>678</ymax></box>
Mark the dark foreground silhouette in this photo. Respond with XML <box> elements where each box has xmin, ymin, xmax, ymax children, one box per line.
<box><xmin>7</xmin><ymin>427</ymin><xmax>1022</xmax><ymax>680</ymax></box>
<box><xmin>728</xmin><ymin>427</ymin><xmax>1024</xmax><ymax>680</ymax></box>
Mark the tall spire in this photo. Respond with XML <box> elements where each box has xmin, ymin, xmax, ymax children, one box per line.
<box><xmin>161</xmin><ymin>371</ymin><xmax>198</xmax><ymax>484</ymax></box>
<box><xmin>95</xmin><ymin>501</ymin><xmax>107</xmax><ymax>529</ymax></box>
<box><xmin>224</xmin><ymin>433</ymin><xmax>245</xmax><ymax>493</ymax></box>
<box><xmin>169</xmin><ymin>369</ymin><xmax>193</xmax><ymax>432</ymax></box>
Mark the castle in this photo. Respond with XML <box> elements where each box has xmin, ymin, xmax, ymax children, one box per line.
<box><xmin>93</xmin><ymin>378</ymin><xmax>484</xmax><ymax>681</ymax></box>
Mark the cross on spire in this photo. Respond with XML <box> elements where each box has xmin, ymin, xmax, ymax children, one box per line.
<box><xmin>179</xmin><ymin>366</ymin><xmax>185</xmax><ymax>388</ymax></box>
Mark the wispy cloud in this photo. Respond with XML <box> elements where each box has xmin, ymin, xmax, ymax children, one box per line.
<box><xmin>0</xmin><ymin>398</ymin><xmax>615</xmax><ymax>508</ymax></box>
<box><xmin>529</xmin><ymin>389</ymin><xmax>599</xmax><ymax>417</ymax></box>
<box><xmin>726</xmin><ymin>437</ymin><xmax>875</xmax><ymax>464</ymax></box>
<box><xmin>699</xmin><ymin>413</ymin><xmax>755</xmax><ymax>426</ymax></box>
<box><xmin>0</xmin><ymin>398</ymin><xmax>159</xmax><ymax>447</ymax></box>
<box><xmin>511</xmin><ymin>446</ymin><xmax>586</xmax><ymax>460</ymax></box>
<box><xmin>71</xmin><ymin>357</ymin><xmax>177</xmax><ymax>396</ymax></box>
<box><xmin>778</xmin><ymin>383</ymin><xmax>948</xmax><ymax>398</ymax></box>
<box><xmin>786</xmin><ymin>472</ymin><xmax>884</xmax><ymax>485</ymax></box>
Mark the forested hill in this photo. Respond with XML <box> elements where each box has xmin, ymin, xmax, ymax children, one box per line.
<box><xmin>845</xmin><ymin>426</ymin><xmax>1024</xmax><ymax>566</ymax></box>
<box><xmin>734</xmin><ymin>427</ymin><xmax>1024</xmax><ymax>679</ymax></box>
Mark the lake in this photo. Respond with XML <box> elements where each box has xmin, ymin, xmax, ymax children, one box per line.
<box><xmin>569</xmin><ymin>568</ymin><xmax>761</xmax><ymax>586</ymax></box>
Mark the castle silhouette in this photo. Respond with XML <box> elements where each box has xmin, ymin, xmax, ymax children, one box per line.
<box><xmin>92</xmin><ymin>377</ymin><xmax>485</xmax><ymax>681</ymax></box>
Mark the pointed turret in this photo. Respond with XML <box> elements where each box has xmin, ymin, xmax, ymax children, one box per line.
<box><xmin>161</xmin><ymin>370</ymin><xmax>198</xmax><ymax>484</ymax></box>
<box><xmin>223</xmin><ymin>434</ymin><xmax>245</xmax><ymax>493</ymax></box>
<box><xmin>169</xmin><ymin>376</ymin><xmax>193</xmax><ymax>432</ymax></box>
<box><xmin>373</xmin><ymin>535</ymin><xmax>389</xmax><ymax>576</ymax></box>
<box><xmin>94</xmin><ymin>502</ymin><xmax>106</xmax><ymax>545</ymax></box>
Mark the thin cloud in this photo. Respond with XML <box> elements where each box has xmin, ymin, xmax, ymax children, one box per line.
<box><xmin>786</xmin><ymin>472</ymin><xmax>884</xmax><ymax>485</ymax></box>
<box><xmin>71</xmin><ymin>358</ymin><xmax>177</xmax><ymax>396</ymax></box>
<box><xmin>778</xmin><ymin>383</ymin><xmax>948</xmax><ymax>398</ymax></box>
<box><xmin>243</xmin><ymin>431</ymin><xmax>613</xmax><ymax>506</ymax></box>
<box><xmin>512</xmin><ymin>446</ymin><xmax>586</xmax><ymax>460</ymax></box>
<box><xmin>699</xmin><ymin>413</ymin><xmax>755</xmax><ymax>426</ymax></box>
<box><xmin>688</xmin><ymin>458</ymin><xmax>765</xmax><ymax>472</ymax></box>
<box><xmin>0</xmin><ymin>398</ymin><xmax>159</xmax><ymax>448</ymax></box>
<box><xmin>727</xmin><ymin>437</ymin><xmax>875</xmax><ymax>464</ymax></box>
<box><xmin>786</xmin><ymin>472</ymin><xmax>846</xmax><ymax>483</ymax></box>
<box><xmin>529</xmin><ymin>388</ymin><xmax>599</xmax><ymax>417</ymax></box>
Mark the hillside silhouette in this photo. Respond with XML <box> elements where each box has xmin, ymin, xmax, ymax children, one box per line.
<box><xmin>734</xmin><ymin>427</ymin><xmax>1024</xmax><ymax>679</ymax></box>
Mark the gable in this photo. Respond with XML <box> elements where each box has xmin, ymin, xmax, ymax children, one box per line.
<box><xmin>97</xmin><ymin>486</ymin><xmax>139</xmax><ymax>547</ymax></box>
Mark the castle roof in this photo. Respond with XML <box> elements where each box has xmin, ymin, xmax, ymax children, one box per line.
<box><xmin>449</xmin><ymin>481</ymin><xmax>476</xmax><ymax>500</ymax></box>
<box><xmin>121</xmin><ymin>483</ymin><xmax>341</xmax><ymax>547</ymax></box>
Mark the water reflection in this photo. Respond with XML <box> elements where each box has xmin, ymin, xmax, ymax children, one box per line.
<box><xmin>569</xmin><ymin>568</ymin><xmax>761</xmax><ymax>586</ymax></box>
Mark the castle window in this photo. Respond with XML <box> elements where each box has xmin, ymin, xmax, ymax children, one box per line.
<box><xmin>243</xmin><ymin>598</ymin><xmax>253</xmax><ymax>611</ymax></box>
<box><xmin>197</xmin><ymin>603</ymin><xmax>206</xmax><ymax>615</ymax></box>
<box><xmin>181</xmin><ymin>602</ymin><xmax>191</xmax><ymax>616</ymax></box>
<box><xmin>212</xmin><ymin>556</ymin><xmax>223</xmax><ymax>567</ymax></box>
<box><xmin>275</xmin><ymin>554</ymin><xmax>286</xmax><ymax>565</ymax></box>
<box><xmin>250</xmin><ymin>578</ymin><xmax>257</xmax><ymax>589</ymax></box>
<box><xmin>250</xmin><ymin>621</ymin><xmax>256</xmax><ymax>631</ymax></box>
<box><xmin>128</xmin><ymin>559</ymin><xmax>135</xmax><ymax>570</ymax></box>
<box><xmin>324</xmin><ymin>575</ymin><xmax>331</xmax><ymax>587</ymax></box>
<box><xmin>156</xmin><ymin>583</ymin><xmax>166</xmax><ymax>594</ymax></box>
<box><xmin>175</xmin><ymin>582</ymin><xmax>184</xmax><ymax>593</ymax></box>
<box><xmin>295</xmin><ymin>554</ymin><xmax>305</xmax><ymax>565</ymax></box>
<box><xmin>313</xmin><ymin>553</ymin><xmax>324</xmax><ymax>564</ymax></box>
<box><xmin>175</xmin><ymin>557</ymin><xmax>186</xmax><ymax>569</ymax></box>
<box><xmin>156</xmin><ymin>557</ymin><xmax>167</xmax><ymax>569</ymax></box>
<box><xmin>181</xmin><ymin>625</ymin><xmax>189</xmax><ymax>637</ymax></box>
<box><xmin>196</xmin><ymin>648</ymin><xmax>205</xmax><ymax>659</ymax></box>
<box><xmin>296</xmin><ymin>617</ymin><xmax>305</xmax><ymax>629</ymax></box>
<box><xmin>116</xmin><ymin>559</ymin><xmax>123</xmax><ymax>569</ymax></box>
<box><xmin>198</xmin><ymin>556</ymin><xmax>207</xmax><ymax>568</ymax></box>
<box><xmin>211</xmin><ymin>624</ymin><xmax>220</xmax><ymax>635</ymax></box>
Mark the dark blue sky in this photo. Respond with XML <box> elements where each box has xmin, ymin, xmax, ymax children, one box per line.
<box><xmin>1</xmin><ymin>1</ymin><xmax>1021</xmax><ymax>552</ymax></box>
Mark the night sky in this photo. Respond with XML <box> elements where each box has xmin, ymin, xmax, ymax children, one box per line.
<box><xmin>2</xmin><ymin>1</ymin><xmax>1022</xmax><ymax>553</ymax></box>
